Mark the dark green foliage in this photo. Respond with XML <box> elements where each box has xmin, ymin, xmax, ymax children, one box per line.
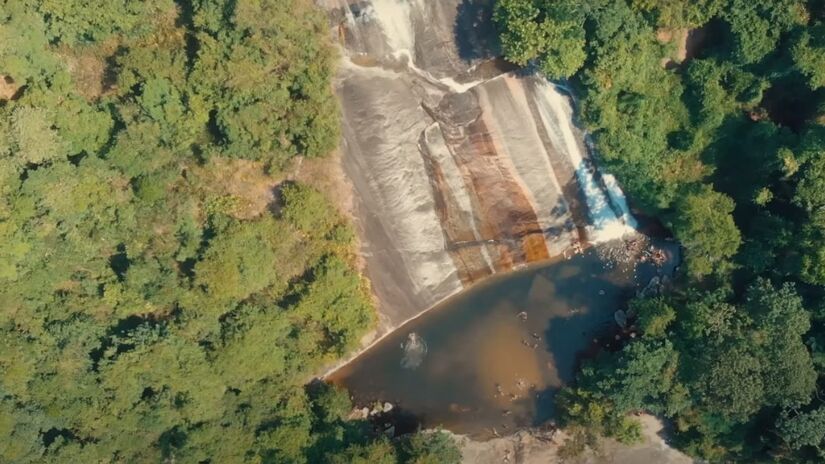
<box><xmin>793</xmin><ymin>22</ymin><xmax>825</xmax><ymax>89</ymax></box>
<box><xmin>723</xmin><ymin>0</ymin><xmax>807</xmax><ymax>64</ymax></box>
<box><xmin>631</xmin><ymin>297</ymin><xmax>676</xmax><ymax>338</ymax></box>
<box><xmin>0</xmin><ymin>1</ymin><xmax>455</xmax><ymax>462</ymax></box>
<box><xmin>777</xmin><ymin>406</ymin><xmax>825</xmax><ymax>453</ymax></box>
<box><xmin>495</xmin><ymin>0</ymin><xmax>825</xmax><ymax>461</ymax></box>
<box><xmin>494</xmin><ymin>0</ymin><xmax>586</xmax><ymax>78</ymax></box>
<box><xmin>399</xmin><ymin>430</ymin><xmax>463</xmax><ymax>464</ymax></box>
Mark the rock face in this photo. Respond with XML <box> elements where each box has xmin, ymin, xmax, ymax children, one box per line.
<box><xmin>320</xmin><ymin>0</ymin><xmax>637</xmax><ymax>331</ymax></box>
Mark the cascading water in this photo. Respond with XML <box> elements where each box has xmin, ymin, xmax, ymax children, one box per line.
<box><xmin>323</xmin><ymin>0</ymin><xmax>640</xmax><ymax>331</ymax></box>
<box><xmin>532</xmin><ymin>80</ymin><xmax>638</xmax><ymax>243</ymax></box>
<box><xmin>370</xmin><ymin>0</ymin><xmax>415</xmax><ymax>55</ymax></box>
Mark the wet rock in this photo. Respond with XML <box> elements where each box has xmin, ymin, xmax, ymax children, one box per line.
<box><xmin>323</xmin><ymin>0</ymin><xmax>647</xmax><ymax>338</ymax></box>
<box><xmin>614</xmin><ymin>309</ymin><xmax>627</xmax><ymax>328</ymax></box>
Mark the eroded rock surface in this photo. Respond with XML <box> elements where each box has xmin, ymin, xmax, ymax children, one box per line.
<box><xmin>321</xmin><ymin>0</ymin><xmax>637</xmax><ymax>331</ymax></box>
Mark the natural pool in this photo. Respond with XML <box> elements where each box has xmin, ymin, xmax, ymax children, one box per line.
<box><xmin>329</xmin><ymin>242</ymin><xmax>676</xmax><ymax>438</ymax></box>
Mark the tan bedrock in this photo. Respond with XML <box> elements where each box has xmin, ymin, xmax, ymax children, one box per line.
<box><xmin>322</xmin><ymin>0</ymin><xmax>635</xmax><ymax>333</ymax></box>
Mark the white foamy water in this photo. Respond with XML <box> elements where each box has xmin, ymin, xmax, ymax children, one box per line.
<box><xmin>533</xmin><ymin>80</ymin><xmax>637</xmax><ymax>243</ymax></box>
<box><xmin>363</xmin><ymin>0</ymin><xmax>484</xmax><ymax>93</ymax></box>
<box><xmin>370</xmin><ymin>0</ymin><xmax>416</xmax><ymax>54</ymax></box>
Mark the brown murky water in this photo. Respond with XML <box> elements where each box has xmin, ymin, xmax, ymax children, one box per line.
<box><xmin>330</xmin><ymin>245</ymin><xmax>671</xmax><ymax>437</ymax></box>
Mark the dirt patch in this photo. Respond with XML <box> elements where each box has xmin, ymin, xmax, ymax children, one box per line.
<box><xmin>192</xmin><ymin>157</ymin><xmax>278</xmax><ymax>220</ymax></box>
<box><xmin>656</xmin><ymin>29</ymin><xmax>675</xmax><ymax>44</ymax></box>
<box><xmin>657</xmin><ymin>28</ymin><xmax>687</xmax><ymax>69</ymax></box>
<box><xmin>291</xmin><ymin>151</ymin><xmax>369</xmax><ymax>275</ymax></box>
<box><xmin>658</xmin><ymin>26</ymin><xmax>709</xmax><ymax>69</ymax></box>
<box><xmin>59</xmin><ymin>38</ymin><xmax>120</xmax><ymax>100</ymax></box>
<box><xmin>454</xmin><ymin>414</ymin><xmax>693</xmax><ymax>464</ymax></box>
<box><xmin>0</xmin><ymin>75</ymin><xmax>22</xmax><ymax>101</ymax></box>
<box><xmin>291</xmin><ymin>151</ymin><xmax>357</xmax><ymax>221</ymax></box>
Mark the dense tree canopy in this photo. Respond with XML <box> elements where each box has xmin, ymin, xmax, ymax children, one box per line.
<box><xmin>0</xmin><ymin>1</ymin><xmax>459</xmax><ymax>462</ymax></box>
<box><xmin>496</xmin><ymin>0</ymin><xmax>825</xmax><ymax>461</ymax></box>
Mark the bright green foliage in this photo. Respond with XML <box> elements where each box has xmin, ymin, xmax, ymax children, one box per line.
<box><xmin>190</xmin><ymin>0</ymin><xmax>339</xmax><ymax>166</ymax></box>
<box><xmin>35</xmin><ymin>0</ymin><xmax>176</xmax><ymax>45</ymax></box>
<box><xmin>793</xmin><ymin>23</ymin><xmax>825</xmax><ymax>89</ymax></box>
<box><xmin>631</xmin><ymin>0</ymin><xmax>724</xmax><ymax>27</ymax></box>
<box><xmin>494</xmin><ymin>0</ymin><xmax>586</xmax><ymax>78</ymax></box>
<box><xmin>671</xmin><ymin>186</ymin><xmax>741</xmax><ymax>278</ymax></box>
<box><xmin>193</xmin><ymin>217</ymin><xmax>311</xmax><ymax>305</ymax></box>
<box><xmin>282</xmin><ymin>183</ymin><xmax>343</xmax><ymax>239</ymax></box>
<box><xmin>795</xmin><ymin>155</ymin><xmax>825</xmax><ymax>213</ymax></box>
<box><xmin>0</xmin><ymin>1</ymin><xmax>456</xmax><ymax>462</ymax></box>
<box><xmin>10</xmin><ymin>106</ymin><xmax>68</xmax><ymax>165</ymax></box>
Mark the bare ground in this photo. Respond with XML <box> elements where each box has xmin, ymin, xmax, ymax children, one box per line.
<box><xmin>455</xmin><ymin>415</ymin><xmax>695</xmax><ymax>464</ymax></box>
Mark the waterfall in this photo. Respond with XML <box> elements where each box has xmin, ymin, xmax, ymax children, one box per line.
<box><xmin>324</xmin><ymin>0</ymin><xmax>640</xmax><ymax>330</ymax></box>
<box><xmin>370</xmin><ymin>0</ymin><xmax>416</xmax><ymax>56</ymax></box>
<box><xmin>533</xmin><ymin>80</ymin><xmax>637</xmax><ymax>243</ymax></box>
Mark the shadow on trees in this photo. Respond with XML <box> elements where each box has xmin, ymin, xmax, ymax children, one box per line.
<box><xmin>453</xmin><ymin>0</ymin><xmax>500</xmax><ymax>62</ymax></box>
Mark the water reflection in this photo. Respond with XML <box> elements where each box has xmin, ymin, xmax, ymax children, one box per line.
<box><xmin>329</xmin><ymin>245</ymin><xmax>671</xmax><ymax>437</ymax></box>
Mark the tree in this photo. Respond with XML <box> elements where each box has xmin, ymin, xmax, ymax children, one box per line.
<box><xmin>745</xmin><ymin>280</ymin><xmax>816</xmax><ymax>409</ymax></box>
<box><xmin>671</xmin><ymin>186</ymin><xmax>741</xmax><ymax>278</ymax></box>
<box><xmin>631</xmin><ymin>297</ymin><xmax>676</xmax><ymax>338</ymax></box>
<box><xmin>777</xmin><ymin>407</ymin><xmax>825</xmax><ymax>451</ymax></box>
<box><xmin>701</xmin><ymin>345</ymin><xmax>765</xmax><ymax>422</ymax></box>
<box><xmin>589</xmin><ymin>339</ymin><xmax>681</xmax><ymax>415</ymax></box>
<box><xmin>792</xmin><ymin>23</ymin><xmax>825</xmax><ymax>90</ymax></box>
<box><xmin>794</xmin><ymin>155</ymin><xmax>825</xmax><ymax>213</ymax></box>
<box><xmin>10</xmin><ymin>106</ymin><xmax>68</xmax><ymax>165</ymax></box>
<box><xmin>494</xmin><ymin>0</ymin><xmax>586</xmax><ymax>78</ymax></box>
<box><xmin>399</xmin><ymin>430</ymin><xmax>462</xmax><ymax>464</ymax></box>
<box><xmin>0</xmin><ymin>1</ymin><xmax>456</xmax><ymax>461</ymax></box>
<box><xmin>723</xmin><ymin>0</ymin><xmax>807</xmax><ymax>64</ymax></box>
<box><xmin>327</xmin><ymin>441</ymin><xmax>397</xmax><ymax>464</ymax></box>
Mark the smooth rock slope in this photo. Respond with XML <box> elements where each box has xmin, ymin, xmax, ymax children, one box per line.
<box><xmin>321</xmin><ymin>0</ymin><xmax>637</xmax><ymax>331</ymax></box>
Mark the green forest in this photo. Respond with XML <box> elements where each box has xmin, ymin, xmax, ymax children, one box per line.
<box><xmin>0</xmin><ymin>1</ymin><xmax>459</xmax><ymax>462</ymax></box>
<box><xmin>495</xmin><ymin>0</ymin><xmax>825</xmax><ymax>461</ymax></box>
